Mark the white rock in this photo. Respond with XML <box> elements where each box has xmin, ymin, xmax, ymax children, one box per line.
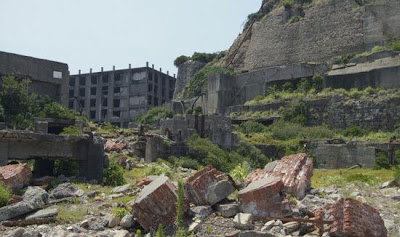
<box><xmin>233</xmin><ymin>213</ymin><xmax>254</xmax><ymax>230</ymax></box>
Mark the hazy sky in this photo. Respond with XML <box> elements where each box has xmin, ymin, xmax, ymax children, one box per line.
<box><xmin>0</xmin><ymin>0</ymin><xmax>261</xmax><ymax>76</ymax></box>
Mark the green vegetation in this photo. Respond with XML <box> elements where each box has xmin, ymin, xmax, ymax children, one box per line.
<box><xmin>0</xmin><ymin>76</ymin><xmax>79</xmax><ymax>129</ymax></box>
<box><xmin>103</xmin><ymin>161</ymin><xmax>126</xmax><ymax>186</ymax></box>
<box><xmin>133</xmin><ymin>107</ymin><xmax>174</xmax><ymax>127</ymax></box>
<box><xmin>186</xmin><ymin>134</ymin><xmax>269</xmax><ymax>172</ymax></box>
<box><xmin>60</xmin><ymin>125</ymin><xmax>82</xmax><ymax>136</ymax></box>
<box><xmin>394</xmin><ymin>166</ymin><xmax>400</xmax><ymax>182</ymax></box>
<box><xmin>168</xmin><ymin>156</ymin><xmax>201</xmax><ymax>170</ymax></box>
<box><xmin>173</xmin><ymin>52</ymin><xmax>225</xmax><ymax>68</ymax></box>
<box><xmin>53</xmin><ymin>160</ymin><xmax>79</xmax><ymax>177</ymax></box>
<box><xmin>56</xmin><ymin>203</ymin><xmax>89</xmax><ymax>223</ymax></box>
<box><xmin>230</xmin><ymin>162</ymin><xmax>251</xmax><ymax>183</ymax></box>
<box><xmin>174</xmin><ymin>55</ymin><xmax>191</xmax><ymax>67</ymax></box>
<box><xmin>287</xmin><ymin>15</ymin><xmax>301</xmax><ymax>24</ymax></box>
<box><xmin>244</xmin><ymin>12</ymin><xmax>265</xmax><ymax>29</ymax></box>
<box><xmin>312</xmin><ymin>168</ymin><xmax>394</xmax><ymax>188</ymax></box>
<box><xmin>183</xmin><ymin>65</ymin><xmax>235</xmax><ymax>98</ymax></box>
<box><xmin>156</xmin><ymin>224</ymin><xmax>164</xmax><ymax>237</ymax></box>
<box><xmin>136</xmin><ymin>230</ymin><xmax>142</xmax><ymax>237</ymax></box>
<box><xmin>0</xmin><ymin>182</ymin><xmax>11</xmax><ymax>207</ymax></box>
<box><xmin>389</xmin><ymin>41</ymin><xmax>400</xmax><ymax>51</ymax></box>
<box><xmin>281</xmin><ymin>0</ymin><xmax>294</xmax><ymax>9</ymax></box>
<box><xmin>112</xmin><ymin>207</ymin><xmax>129</xmax><ymax>219</ymax></box>
<box><xmin>146</xmin><ymin>164</ymin><xmax>173</xmax><ymax>178</ymax></box>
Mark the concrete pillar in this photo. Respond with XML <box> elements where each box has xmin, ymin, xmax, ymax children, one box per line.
<box><xmin>79</xmin><ymin>70</ymin><xmax>81</xmax><ymax>75</ymax></box>
<box><xmin>146</xmin><ymin>62</ymin><xmax>149</xmax><ymax>67</ymax></box>
<box><xmin>129</xmin><ymin>64</ymin><xmax>131</xmax><ymax>69</ymax></box>
<box><xmin>0</xmin><ymin>142</ymin><xmax>8</xmax><ymax>166</ymax></box>
<box><xmin>113</xmin><ymin>66</ymin><xmax>115</xmax><ymax>71</ymax></box>
<box><xmin>90</xmin><ymin>68</ymin><xmax>92</xmax><ymax>73</ymax></box>
<box><xmin>152</xmin><ymin>64</ymin><xmax>154</xmax><ymax>69</ymax></box>
<box><xmin>79</xmin><ymin>138</ymin><xmax>104</xmax><ymax>184</ymax></box>
<box><xmin>101</xmin><ymin>67</ymin><xmax>104</xmax><ymax>72</ymax></box>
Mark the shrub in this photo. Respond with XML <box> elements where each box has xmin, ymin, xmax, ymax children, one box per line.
<box><xmin>169</xmin><ymin>156</ymin><xmax>200</xmax><ymax>170</ymax></box>
<box><xmin>134</xmin><ymin>107</ymin><xmax>174</xmax><ymax>127</ymax></box>
<box><xmin>230</xmin><ymin>162</ymin><xmax>251</xmax><ymax>183</ymax></box>
<box><xmin>103</xmin><ymin>161</ymin><xmax>126</xmax><ymax>186</ymax></box>
<box><xmin>282</xmin><ymin>100</ymin><xmax>309</xmax><ymax>125</ymax></box>
<box><xmin>343</xmin><ymin>125</ymin><xmax>364</xmax><ymax>137</ymax></box>
<box><xmin>112</xmin><ymin>207</ymin><xmax>129</xmax><ymax>219</ymax></box>
<box><xmin>175</xmin><ymin>179</ymin><xmax>184</xmax><ymax>228</ymax></box>
<box><xmin>270</xmin><ymin>121</ymin><xmax>303</xmax><ymax>140</ymax></box>
<box><xmin>388</xmin><ymin>41</ymin><xmax>400</xmax><ymax>51</ymax></box>
<box><xmin>281</xmin><ymin>0</ymin><xmax>294</xmax><ymax>9</ymax></box>
<box><xmin>287</xmin><ymin>16</ymin><xmax>301</xmax><ymax>24</ymax></box>
<box><xmin>232</xmin><ymin>141</ymin><xmax>270</xmax><ymax>169</ymax></box>
<box><xmin>60</xmin><ymin>125</ymin><xmax>82</xmax><ymax>136</ymax></box>
<box><xmin>136</xmin><ymin>230</ymin><xmax>142</xmax><ymax>237</ymax></box>
<box><xmin>332</xmin><ymin>53</ymin><xmax>356</xmax><ymax>65</ymax></box>
<box><xmin>394</xmin><ymin>165</ymin><xmax>400</xmax><ymax>181</ymax></box>
<box><xmin>0</xmin><ymin>182</ymin><xmax>11</xmax><ymax>207</ymax></box>
<box><xmin>312</xmin><ymin>75</ymin><xmax>324</xmax><ymax>92</ymax></box>
<box><xmin>174</xmin><ymin>55</ymin><xmax>190</xmax><ymax>67</ymax></box>
<box><xmin>191</xmin><ymin>52</ymin><xmax>219</xmax><ymax>64</ymax></box>
<box><xmin>238</xmin><ymin>121</ymin><xmax>266</xmax><ymax>134</ymax></box>
<box><xmin>282</xmin><ymin>82</ymin><xmax>294</xmax><ymax>92</ymax></box>
<box><xmin>156</xmin><ymin>224</ymin><xmax>164</xmax><ymax>237</ymax></box>
<box><xmin>146</xmin><ymin>164</ymin><xmax>173</xmax><ymax>178</ymax></box>
<box><xmin>41</xmin><ymin>102</ymin><xmax>77</xmax><ymax>120</ymax></box>
<box><xmin>371</xmin><ymin>45</ymin><xmax>384</xmax><ymax>53</ymax></box>
<box><xmin>374</xmin><ymin>151</ymin><xmax>391</xmax><ymax>170</ymax></box>
<box><xmin>244</xmin><ymin>12</ymin><xmax>265</xmax><ymax>29</ymax></box>
<box><xmin>53</xmin><ymin>160</ymin><xmax>79</xmax><ymax>177</ymax></box>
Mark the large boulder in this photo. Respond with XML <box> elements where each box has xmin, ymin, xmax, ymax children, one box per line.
<box><xmin>131</xmin><ymin>176</ymin><xmax>178</xmax><ymax>232</ymax></box>
<box><xmin>238</xmin><ymin>177</ymin><xmax>291</xmax><ymax>219</ymax></box>
<box><xmin>0</xmin><ymin>164</ymin><xmax>32</xmax><ymax>189</ymax></box>
<box><xmin>0</xmin><ymin>186</ymin><xmax>48</xmax><ymax>221</ymax></box>
<box><xmin>329</xmin><ymin>198</ymin><xmax>387</xmax><ymax>237</ymax></box>
<box><xmin>245</xmin><ymin>153</ymin><xmax>313</xmax><ymax>199</ymax></box>
<box><xmin>50</xmin><ymin>183</ymin><xmax>84</xmax><ymax>199</ymax></box>
<box><xmin>185</xmin><ymin>166</ymin><xmax>235</xmax><ymax>206</ymax></box>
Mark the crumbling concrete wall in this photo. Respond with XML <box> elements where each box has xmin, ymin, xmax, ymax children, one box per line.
<box><xmin>173</xmin><ymin>61</ymin><xmax>205</xmax><ymax>99</ymax></box>
<box><xmin>0</xmin><ymin>131</ymin><xmax>104</xmax><ymax>183</ymax></box>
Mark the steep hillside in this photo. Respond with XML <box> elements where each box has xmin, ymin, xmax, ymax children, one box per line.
<box><xmin>218</xmin><ymin>0</ymin><xmax>400</xmax><ymax>72</ymax></box>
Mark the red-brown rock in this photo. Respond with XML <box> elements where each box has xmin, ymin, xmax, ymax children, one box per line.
<box><xmin>7</xmin><ymin>195</ymin><xmax>23</xmax><ymax>205</ymax></box>
<box><xmin>104</xmin><ymin>140</ymin><xmax>126</xmax><ymax>153</ymax></box>
<box><xmin>184</xmin><ymin>165</ymin><xmax>234</xmax><ymax>206</ymax></box>
<box><xmin>237</xmin><ymin>177</ymin><xmax>291</xmax><ymax>219</ymax></box>
<box><xmin>131</xmin><ymin>176</ymin><xmax>178</xmax><ymax>232</ymax></box>
<box><xmin>329</xmin><ymin>198</ymin><xmax>387</xmax><ymax>237</ymax></box>
<box><xmin>244</xmin><ymin>153</ymin><xmax>313</xmax><ymax>199</ymax></box>
<box><xmin>0</xmin><ymin>164</ymin><xmax>32</xmax><ymax>189</ymax></box>
<box><xmin>136</xmin><ymin>177</ymin><xmax>153</xmax><ymax>188</ymax></box>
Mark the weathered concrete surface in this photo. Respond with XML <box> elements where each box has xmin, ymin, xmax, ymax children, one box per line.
<box><xmin>238</xmin><ymin>177</ymin><xmax>291</xmax><ymax>219</ymax></box>
<box><xmin>131</xmin><ymin>176</ymin><xmax>178</xmax><ymax>232</ymax></box>
<box><xmin>184</xmin><ymin>166</ymin><xmax>234</xmax><ymax>206</ymax></box>
<box><xmin>0</xmin><ymin>130</ymin><xmax>104</xmax><ymax>183</ymax></box>
<box><xmin>219</xmin><ymin>0</ymin><xmax>400</xmax><ymax>72</ymax></box>
<box><xmin>329</xmin><ymin>198</ymin><xmax>387</xmax><ymax>237</ymax></box>
<box><xmin>0</xmin><ymin>164</ymin><xmax>32</xmax><ymax>189</ymax></box>
<box><xmin>173</xmin><ymin>60</ymin><xmax>205</xmax><ymax>99</ymax></box>
<box><xmin>245</xmin><ymin>153</ymin><xmax>313</xmax><ymax>199</ymax></box>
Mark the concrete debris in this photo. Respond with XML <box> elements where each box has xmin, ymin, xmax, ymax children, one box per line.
<box><xmin>185</xmin><ymin>165</ymin><xmax>234</xmax><ymax>206</ymax></box>
<box><xmin>189</xmin><ymin>206</ymin><xmax>213</xmax><ymax>220</ymax></box>
<box><xmin>0</xmin><ymin>164</ymin><xmax>32</xmax><ymax>189</ymax></box>
<box><xmin>25</xmin><ymin>208</ymin><xmax>58</xmax><ymax>220</ymax></box>
<box><xmin>238</xmin><ymin>177</ymin><xmax>291</xmax><ymax>219</ymax></box>
<box><xmin>245</xmin><ymin>153</ymin><xmax>313</xmax><ymax>199</ymax></box>
<box><xmin>50</xmin><ymin>183</ymin><xmax>84</xmax><ymax>199</ymax></box>
<box><xmin>120</xmin><ymin>214</ymin><xmax>135</xmax><ymax>229</ymax></box>
<box><xmin>216</xmin><ymin>203</ymin><xmax>239</xmax><ymax>217</ymax></box>
<box><xmin>188</xmin><ymin>219</ymin><xmax>202</xmax><ymax>233</ymax></box>
<box><xmin>233</xmin><ymin>213</ymin><xmax>254</xmax><ymax>230</ymax></box>
<box><xmin>111</xmin><ymin>184</ymin><xmax>132</xmax><ymax>194</ymax></box>
<box><xmin>131</xmin><ymin>176</ymin><xmax>178</xmax><ymax>232</ymax></box>
<box><xmin>329</xmin><ymin>198</ymin><xmax>387</xmax><ymax>237</ymax></box>
<box><xmin>104</xmin><ymin>140</ymin><xmax>126</xmax><ymax>153</ymax></box>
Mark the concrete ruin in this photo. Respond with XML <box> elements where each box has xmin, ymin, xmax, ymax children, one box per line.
<box><xmin>237</xmin><ymin>177</ymin><xmax>291</xmax><ymax>219</ymax></box>
<box><xmin>245</xmin><ymin>153</ymin><xmax>313</xmax><ymax>200</ymax></box>
<box><xmin>131</xmin><ymin>176</ymin><xmax>178</xmax><ymax>232</ymax></box>
<box><xmin>0</xmin><ymin>51</ymin><xmax>69</xmax><ymax>106</ymax></box>
<box><xmin>69</xmin><ymin>65</ymin><xmax>176</xmax><ymax>127</ymax></box>
<box><xmin>184</xmin><ymin>166</ymin><xmax>235</xmax><ymax>206</ymax></box>
<box><xmin>0</xmin><ymin>130</ymin><xmax>104</xmax><ymax>184</ymax></box>
<box><xmin>329</xmin><ymin>198</ymin><xmax>387</xmax><ymax>237</ymax></box>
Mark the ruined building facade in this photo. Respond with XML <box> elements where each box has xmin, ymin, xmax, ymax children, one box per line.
<box><xmin>0</xmin><ymin>51</ymin><xmax>69</xmax><ymax>106</ymax></box>
<box><xmin>69</xmin><ymin>65</ymin><xmax>176</xmax><ymax>127</ymax></box>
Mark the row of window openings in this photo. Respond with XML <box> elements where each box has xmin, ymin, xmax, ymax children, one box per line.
<box><xmin>70</xmin><ymin>87</ymin><xmax>121</xmax><ymax>97</ymax></box>
<box><xmin>147</xmin><ymin>96</ymin><xmax>166</xmax><ymax>106</ymax></box>
<box><xmin>69</xmin><ymin>74</ymin><xmax>122</xmax><ymax>86</ymax></box>
<box><xmin>89</xmin><ymin>110</ymin><xmax>120</xmax><ymax>119</ymax></box>
<box><xmin>147</xmin><ymin>84</ymin><xmax>174</xmax><ymax>95</ymax></box>
<box><xmin>69</xmin><ymin>99</ymin><xmax>120</xmax><ymax>108</ymax></box>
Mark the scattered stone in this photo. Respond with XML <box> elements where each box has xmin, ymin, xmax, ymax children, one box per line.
<box><xmin>79</xmin><ymin>219</ymin><xmax>89</xmax><ymax>228</ymax></box>
<box><xmin>8</xmin><ymin>228</ymin><xmax>25</xmax><ymax>237</ymax></box>
<box><xmin>351</xmin><ymin>191</ymin><xmax>362</xmax><ymax>197</ymax></box>
<box><xmin>261</xmin><ymin>220</ymin><xmax>276</xmax><ymax>232</ymax></box>
<box><xmin>0</xmin><ymin>186</ymin><xmax>48</xmax><ymax>221</ymax></box>
<box><xmin>112</xmin><ymin>184</ymin><xmax>132</xmax><ymax>193</ymax></box>
<box><xmin>131</xmin><ymin>176</ymin><xmax>178</xmax><ymax>232</ymax></box>
<box><xmin>245</xmin><ymin>153</ymin><xmax>313</xmax><ymax>199</ymax></box>
<box><xmin>217</xmin><ymin>203</ymin><xmax>239</xmax><ymax>217</ymax></box>
<box><xmin>185</xmin><ymin>166</ymin><xmax>233</xmax><ymax>206</ymax></box>
<box><xmin>89</xmin><ymin>218</ymin><xmax>108</xmax><ymax>231</ymax></box>
<box><xmin>120</xmin><ymin>214</ymin><xmax>134</xmax><ymax>228</ymax></box>
<box><xmin>25</xmin><ymin>208</ymin><xmax>58</xmax><ymax>220</ymax></box>
<box><xmin>188</xmin><ymin>219</ymin><xmax>202</xmax><ymax>233</ymax></box>
<box><xmin>329</xmin><ymin>198</ymin><xmax>387</xmax><ymax>237</ymax></box>
<box><xmin>189</xmin><ymin>206</ymin><xmax>213</xmax><ymax>219</ymax></box>
<box><xmin>87</xmin><ymin>190</ymin><xmax>100</xmax><ymax>198</ymax></box>
<box><xmin>238</xmin><ymin>177</ymin><xmax>291</xmax><ymax>218</ymax></box>
<box><xmin>106</xmin><ymin>214</ymin><xmax>120</xmax><ymax>228</ymax></box>
<box><xmin>380</xmin><ymin>179</ymin><xmax>397</xmax><ymax>189</ymax></box>
<box><xmin>283</xmin><ymin>221</ymin><xmax>300</xmax><ymax>234</ymax></box>
<box><xmin>114</xmin><ymin>230</ymin><xmax>130</xmax><ymax>237</ymax></box>
<box><xmin>50</xmin><ymin>183</ymin><xmax>84</xmax><ymax>199</ymax></box>
<box><xmin>21</xmin><ymin>231</ymin><xmax>40</xmax><ymax>237</ymax></box>
<box><xmin>0</xmin><ymin>164</ymin><xmax>32</xmax><ymax>189</ymax></box>
<box><xmin>33</xmin><ymin>176</ymin><xmax>56</xmax><ymax>187</ymax></box>
<box><xmin>391</xmin><ymin>194</ymin><xmax>400</xmax><ymax>201</ymax></box>
<box><xmin>225</xmin><ymin>230</ymin><xmax>240</xmax><ymax>237</ymax></box>
<box><xmin>107</xmin><ymin>193</ymin><xmax>124</xmax><ymax>199</ymax></box>
<box><xmin>239</xmin><ymin>230</ymin><xmax>274</xmax><ymax>237</ymax></box>
<box><xmin>233</xmin><ymin>213</ymin><xmax>254</xmax><ymax>230</ymax></box>
<box><xmin>136</xmin><ymin>177</ymin><xmax>153</xmax><ymax>187</ymax></box>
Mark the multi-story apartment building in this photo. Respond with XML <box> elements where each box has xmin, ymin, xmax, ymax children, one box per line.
<box><xmin>68</xmin><ymin>64</ymin><xmax>176</xmax><ymax>127</ymax></box>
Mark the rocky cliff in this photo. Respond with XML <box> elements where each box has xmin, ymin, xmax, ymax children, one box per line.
<box><xmin>218</xmin><ymin>0</ymin><xmax>400</xmax><ymax>72</ymax></box>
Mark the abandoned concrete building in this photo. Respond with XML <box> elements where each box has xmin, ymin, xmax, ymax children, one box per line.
<box><xmin>0</xmin><ymin>51</ymin><xmax>69</xmax><ymax>106</ymax></box>
<box><xmin>69</xmin><ymin>64</ymin><xmax>176</xmax><ymax>127</ymax></box>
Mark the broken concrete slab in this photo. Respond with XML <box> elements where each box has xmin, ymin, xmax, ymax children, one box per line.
<box><xmin>216</xmin><ymin>203</ymin><xmax>239</xmax><ymax>217</ymax></box>
<box><xmin>25</xmin><ymin>208</ymin><xmax>58</xmax><ymax>220</ymax></box>
<box><xmin>50</xmin><ymin>183</ymin><xmax>84</xmax><ymax>199</ymax></box>
<box><xmin>0</xmin><ymin>164</ymin><xmax>32</xmax><ymax>189</ymax></box>
<box><xmin>329</xmin><ymin>198</ymin><xmax>387</xmax><ymax>237</ymax></box>
<box><xmin>233</xmin><ymin>213</ymin><xmax>254</xmax><ymax>230</ymax></box>
<box><xmin>245</xmin><ymin>153</ymin><xmax>313</xmax><ymax>200</ymax></box>
<box><xmin>112</xmin><ymin>184</ymin><xmax>132</xmax><ymax>193</ymax></box>
<box><xmin>0</xmin><ymin>186</ymin><xmax>48</xmax><ymax>221</ymax></box>
<box><xmin>131</xmin><ymin>176</ymin><xmax>178</xmax><ymax>232</ymax></box>
<box><xmin>189</xmin><ymin>206</ymin><xmax>213</xmax><ymax>219</ymax></box>
<box><xmin>185</xmin><ymin>166</ymin><xmax>234</xmax><ymax>206</ymax></box>
<box><xmin>238</xmin><ymin>177</ymin><xmax>291</xmax><ymax>219</ymax></box>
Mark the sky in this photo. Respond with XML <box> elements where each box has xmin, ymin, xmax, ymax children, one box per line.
<box><xmin>0</xmin><ymin>0</ymin><xmax>261</xmax><ymax>76</ymax></box>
